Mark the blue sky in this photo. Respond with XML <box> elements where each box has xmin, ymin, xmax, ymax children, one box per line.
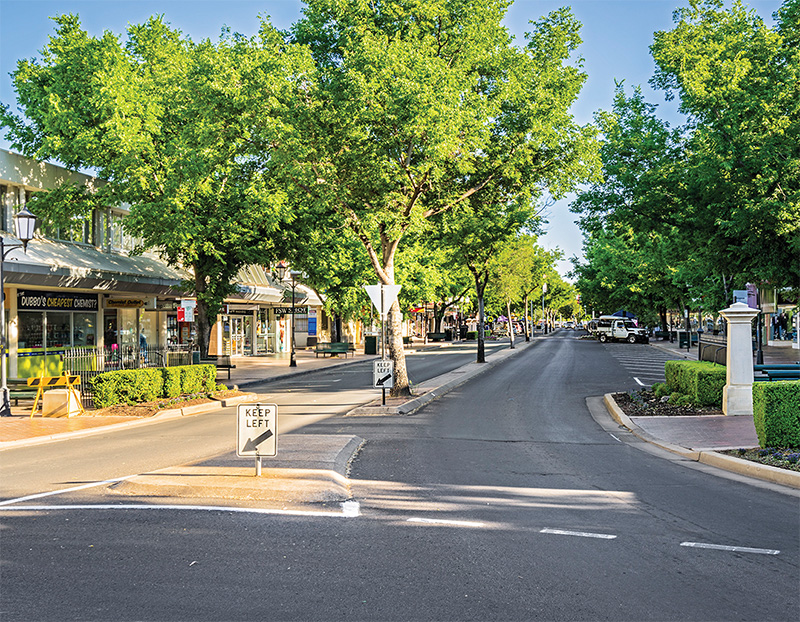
<box><xmin>0</xmin><ymin>0</ymin><xmax>781</xmax><ymax>278</ymax></box>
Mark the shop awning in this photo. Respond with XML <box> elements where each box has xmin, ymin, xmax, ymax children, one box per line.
<box><xmin>3</xmin><ymin>237</ymin><xmax>189</xmax><ymax>296</ymax></box>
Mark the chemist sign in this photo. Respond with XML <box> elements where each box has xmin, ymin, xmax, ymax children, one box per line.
<box><xmin>236</xmin><ymin>403</ymin><xmax>278</xmax><ymax>457</ymax></box>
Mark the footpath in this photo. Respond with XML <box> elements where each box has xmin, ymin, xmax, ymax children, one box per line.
<box><xmin>1</xmin><ymin>333</ymin><xmax>798</xmax><ymax>497</ymax></box>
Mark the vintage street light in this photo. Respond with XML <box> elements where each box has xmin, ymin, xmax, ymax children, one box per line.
<box><xmin>1</xmin><ymin>206</ymin><xmax>37</xmax><ymax>417</ymax></box>
<box><xmin>274</xmin><ymin>261</ymin><xmax>302</xmax><ymax>368</ymax></box>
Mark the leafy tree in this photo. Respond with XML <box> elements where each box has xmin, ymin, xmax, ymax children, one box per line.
<box><xmin>650</xmin><ymin>0</ymin><xmax>800</xmax><ymax>289</ymax></box>
<box><xmin>271</xmin><ymin>0</ymin><xmax>600</xmax><ymax>392</ymax></box>
<box><xmin>2</xmin><ymin>16</ymin><xmax>299</xmax><ymax>355</ymax></box>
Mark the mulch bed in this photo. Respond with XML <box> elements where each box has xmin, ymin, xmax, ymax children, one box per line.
<box><xmin>90</xmin><ymin>390</ymin><xmax>248</xmax><ymax>418</ymax></box>
<box><xmin>612</xmin><ymin>390</ymin><xmax>724</xmax><ymax>417</ymax></box>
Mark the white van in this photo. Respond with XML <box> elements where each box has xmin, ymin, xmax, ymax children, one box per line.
<box><xmin>593</xmin><ymin>316</ymin><xmax>649</xmax><ymax>344</ymax></box>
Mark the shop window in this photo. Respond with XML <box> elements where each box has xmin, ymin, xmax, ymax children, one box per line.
<box><xmin>18</xmin><ymin>312</ymin><xmax>44</xmax><ymax>350</ymax></box>
<box><xmin>295</xmin><ymin>313</ymin><xmax>309</xmax><ymax>333</ymax></box>
<box><xmin>47</xmin><ymin>312</ymin><xmax>72</xmax><ymax>349</ymax></box>
<box><xmin>73</xmin><ymin>313</ymin><xmax>97</xmax><ymax>347</ymax></box>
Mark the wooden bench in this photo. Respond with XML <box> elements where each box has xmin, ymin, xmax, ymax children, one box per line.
<box><xmin>315</xmin><ymin>342</ymin><xmax>349</xmax><ymax>358</ymax></box>
<box><xmin>427</xmin><ymin>332</ymin><xmax>447</xmax><ymax>342</ymax></box>
<box><xmin>753</xmin><ymin>363</ymin><xmax>800</xmax><ymax>382</ymax></box>
<box><xmin>199</xmin><ymin>355</ymin><xmax>236</xmax><ymax>380</ymax></box>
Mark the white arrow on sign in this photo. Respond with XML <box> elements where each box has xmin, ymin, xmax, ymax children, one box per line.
<box><xmin>364</xmin><ymin>284</ymin><xmax>402</xmax><ymax>318</ymax></box>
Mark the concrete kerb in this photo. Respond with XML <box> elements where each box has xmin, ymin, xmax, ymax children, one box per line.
<box><xmin>603</xmin><ymin>393</ymin><xmax>800</xmax><ymax>489</ymax></box>
<box><xmin>345</xmin><ymin>339</ymin><xmax>536</xmax><ymax>416</ymax></box>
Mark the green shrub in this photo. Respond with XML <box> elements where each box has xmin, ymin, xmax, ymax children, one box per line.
<box><xmin>664</xmin><ymin>360</ymin><xmax>726</xmax><ymax>406</ymax></box>
<box><xmin>90</xmin><ymin>368</ymin><xmax>163</xmax><ymax>408</ymax></box>
<box><xmin>466</xmin><ymin>331</ymin><xmax>477</xmax><ymax>340</ymax></box>
<box><xmin>752</xmin><ymin>381</ymin><xmax>800</xmax><ymax>448</ymax></box>
<box><xmin>180</xmin><ymin>364</ymin><xmax>216</xmax><ymax>394</ymax></box>
<box><xmin>668</xmin><ymin>392</ymin><xmax>682</xmax><ymax>404</ymax></box>
<box><xmin>161</xmin><ymin>367</ymin><xmax>183</xmax><ymax>398</ymax></box>
<box><xmin>653</xmin><ymin>382</ymin><xmax>670</xmax><ymax>398</ymax></box>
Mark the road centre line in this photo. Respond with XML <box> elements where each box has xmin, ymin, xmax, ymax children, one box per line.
<box><xmin>680</xmin><ymin>542</ymin><xmax>779</xmax><ymax>555</ymax></box>
<box><xmin>540</xmin><ymin>528</ymin><xmax>617</xmax><ymax>540</ymax></box>
<box><xmin>0</xmin><ymin>503</ymin><xmax>359</xmax><ymax>518</ymax></box>
<box><xmin>0</xmin><ymin>475</ymin><xmax>139</xmax><ymax>507</ymax></box>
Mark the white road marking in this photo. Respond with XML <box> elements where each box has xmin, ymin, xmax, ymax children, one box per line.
<box><xmin>407</xmin><ymin>517</ymin><xmax>486</xmax><ymax>528</ymax></box>
<box><xmin>0</xmin><ymin>475</ymin><xmax>138</xmax><ymax>507</ymax></box>
<box><xmin>680</xmin><ymin>542</ymin><xmax>779</xmax><ymax>555</ymax></box>
<box><xmin>634</xmin><ymin>377</ymin><xmax>646</xmax><ymax>386</ymax></box>
<box><xmin>0</xmin><ymin>503</ymin><xmax>359</xmax><ymax>518</ymax></box>
<box><xmin>609</xmin><ymin>433</ymin><xmax>622</xmax><ymax>443</ymax></box>
<box><xmin>540</xmin><ymin>528</ymin><xmax>617</xmax><ymax>540</ymax></box>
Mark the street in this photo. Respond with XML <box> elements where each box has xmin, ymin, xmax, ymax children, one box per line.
<box><xmin>1</xmin><ymin>333</ymin><xmax>798</xmax><ymax>621</ymax></box>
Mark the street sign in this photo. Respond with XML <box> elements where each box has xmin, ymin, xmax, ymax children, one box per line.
<box><xmin>272</xmin><ymin>306</ymin><xmax>309</xmax><ymax>315</ymax></box>
<box><xmin>373</xmin><ymin>360</ymin><xmax>394</xmax><ymax>389</ymax></box>
<box><xmin>364</xmin><ymin>284</ymin><xmax>402</xmax><ymax>318</ymax></box>
<box><xmin>237</xmin><ymin>403</ymin><xmax>277</xmax><ymax>457</ymax></box>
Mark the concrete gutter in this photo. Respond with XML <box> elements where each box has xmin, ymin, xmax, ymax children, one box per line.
<box><xmin>603</xmin><ymin>393</ymin><xmax>800</xmax><ymax>489</ymax></box>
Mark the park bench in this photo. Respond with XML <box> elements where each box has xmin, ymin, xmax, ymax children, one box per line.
<box><xmin>7</xmin><ymin>380</ymin><xmax>37</xmax><ymax>406</ymax></box>
<box><xmin>199</xmin><ymin>354</ymin><xmax>236</xmax><ymax>380</ymax></box>
<box><xmin>753</xmin><ymin>363</ymin><xmax>800</xmax><ymax>382</ymax></box>
<box><xmin>427</xmin><ymin>332</ymin><xmax>447</xmax><ymax>342</ymax></box>
<box><xmin>315</xmin><ymin>342</ymin><xmax>349</xmax><ymax>358</ymax></box>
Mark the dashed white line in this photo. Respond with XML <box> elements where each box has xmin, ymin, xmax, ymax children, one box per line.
<box><xmin>407</xmin><ymin>517</ymin><xmax>486</xmax><ymax>528</ymax></box>
<box><xmin>540</xmin><ymin>528</ymin><xmax>617</xmax><ymax>540</ymax></box>
<box><xmin>680</xmin><ymin>542</ymin><xmax>779</xmax><ymax>555</ymax></box>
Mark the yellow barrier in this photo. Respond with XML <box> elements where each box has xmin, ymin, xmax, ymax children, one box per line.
<box><xmin>29</xmin><ymin>373</ymin><xmax>85</xmax><ymax>418</ymax></box>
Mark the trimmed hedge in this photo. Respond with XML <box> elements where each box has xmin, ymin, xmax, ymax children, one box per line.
<box><xmin>90</xmin><ymin>364</ymin><xmax>217</xmax><ymax>408</ymax></box>
<box><xmin>753</xmin><ymin>381</ymin><xmax>800</xmax><ymax>448</ymax></box>
<box><xmin>664</xmin><ymin>360</ymin><xmax>726</xmax><ymax>406</ymax></box>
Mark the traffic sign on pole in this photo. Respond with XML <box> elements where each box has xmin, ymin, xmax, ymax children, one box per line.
<box><xmin>364</xmin><ymin>284</ymin><xmax>401</xmax><ymax>318</ymax></box>
<box><xmin>237</xmin><ymin>403</ymin><xmax>277</xmax><ymax>457</ymax></box>
<box><xmin>373</xmin><ymin>360</ymin><xmax>394</xmax><ymax>389</ymax></box>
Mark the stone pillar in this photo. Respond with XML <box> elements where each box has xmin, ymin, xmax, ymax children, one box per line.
<box><xmin>719</xmin><ymin>302</ymin><xmax>760</xmax><ymax>416</ymax></box>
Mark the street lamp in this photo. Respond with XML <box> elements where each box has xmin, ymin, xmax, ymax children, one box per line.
<box><xmin>275</xmin><ymin>261</ymin><xmax>301</xmax><ymax>368</ymax></box>
<box><xmin>1</xmin><ymin>206</ymin><xmax>37</xmax><ymax>417</ymax></box>
<box><xmin>542</xmin><ymin>281</ymin><xmax>548</xmax><ymax>335</ymax></box>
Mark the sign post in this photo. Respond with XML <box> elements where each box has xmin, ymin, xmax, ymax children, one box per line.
<box><xmin>237</xmin><ymin>403</ymin><xmax>278</xmax><ymax>476</ymax></box>
<box><xmin>364</xmin><ymin>284</ymin><xmax>401</xmax><ymax>404</ymax></box>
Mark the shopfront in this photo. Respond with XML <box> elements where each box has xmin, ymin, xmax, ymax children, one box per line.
<box><xmin>14</xmin><ymin>290</ymin><xmax>99</xmax><ymax>377</ymax></box>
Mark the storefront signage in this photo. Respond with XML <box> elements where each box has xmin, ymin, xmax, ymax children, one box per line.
<box><xmin>273</xmin><ymin>306</ymin><xmax>309</xmax><ymax>315</ymax></box>
<box><xmin>18</xmin><ymin>291</ymin><xmax>99</xmax><ymax>311</ymax></box>
<box><xmin>106</xmin><ymin>298</ymin><xmax>145</xmax><ymax>308</ymax></box>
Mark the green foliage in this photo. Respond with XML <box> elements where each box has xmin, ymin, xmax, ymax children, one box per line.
<box><xmin>664</xmin><ymin>360</ymin><xmax>726</xmax><ymax>406</ymax></box>
<box><xmin>90</xmin><ymin>364</ymin><xmax>216</xmax><ymax>407</ymax></box>
<box><xmin>161</xmin><ymin>367</ymin><xmax>183</xmax><ymax>399</ymax></box>
<box><xmin>653</xmin><ymin>382</ymin><xmax>670</xmax><ymax>399</ymax></box>
<box><xmin>752</xmin><ymin>381</ymin><xmax>800</xmax><ymax>448</ymax></box>
<box><xmin>181</xmin><ymin>365</ymin><xmax>217</xmax><ymax>395</ymax></box>
<box><xmin>90</xmin><ymin>369</ymin><xmax>163</xmax><ymax>408</ymax></box>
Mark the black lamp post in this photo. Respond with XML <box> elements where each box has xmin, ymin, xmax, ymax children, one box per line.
<box><xmin>275</xmin><ymin>261</ymin><xmax>301</xmax><ymax>368</ymax></box>
<box><xmin>542</xmin><ymin>281</ymin><xmax>548</xmax><ymax>335</ymax></box>
<box><xmin>1</xmin><ymin>206</ymin><xmax>37</xmax><ymax>417</ymax></box>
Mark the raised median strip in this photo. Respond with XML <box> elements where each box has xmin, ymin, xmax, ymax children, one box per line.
<box><xmin>603</xmin><ymin>393</ymin><xmax>800</xmax><ymax>490</ymax></box>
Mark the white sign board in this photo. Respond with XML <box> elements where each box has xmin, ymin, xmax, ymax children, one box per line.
<box><xmin>364</xmin><ymin>284</ymin><xmax>402</xmax><ymax>318</ymax></box>
<box><xmin>237</xmin><ymin>403</ymin><xmax>277</xmax><ymax>457</ymax></box>
<box><xmin>373</xmin><ymin>360</ymin><xmax>394</xmax><ymax>388</ymax></box>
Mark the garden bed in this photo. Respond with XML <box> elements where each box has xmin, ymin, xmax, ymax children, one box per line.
<box><xmin>612</xmin><ymin>390</ymin><xmax>723</xmax><ymax>417</ymax></box>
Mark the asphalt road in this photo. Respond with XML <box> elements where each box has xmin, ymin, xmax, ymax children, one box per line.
<box><xmin>1</xmin><ymin>333</ymin><xmax>798</xmax><ymax>621</ymax></box>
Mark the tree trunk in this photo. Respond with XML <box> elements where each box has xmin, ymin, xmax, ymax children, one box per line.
<box><xmin>507</xmin><ymin>300</ymin><xmax>515</xmax><ymax>349</ymax></box>
<box><xmin>387</xmin><ymin>298</ymin><xmax>411</xmax><ymax>396</ymax></box>
<box><xmin>194</xmin><ymin>269</ymin><xmax>211</xmax><ymax>357</ymax></box>
<box><xmin>523</xmin><ymin>294</ymin><xmax>530</xmax><ymax>342</ymax></box>
<box><xmin>474</xmin><ymin>273</ymin><xmax>487</xmax><ymax>364</ymax></box>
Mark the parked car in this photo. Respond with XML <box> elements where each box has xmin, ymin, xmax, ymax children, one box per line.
<box><xmin>564</xmin><ymin>321</ymin><xmax>575</xmax><ymax>330</ymax></box>
<box><xmin>594</xmin><ymin>316</ymin><xmax>649</xmax><ymax>343</ymax></box>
